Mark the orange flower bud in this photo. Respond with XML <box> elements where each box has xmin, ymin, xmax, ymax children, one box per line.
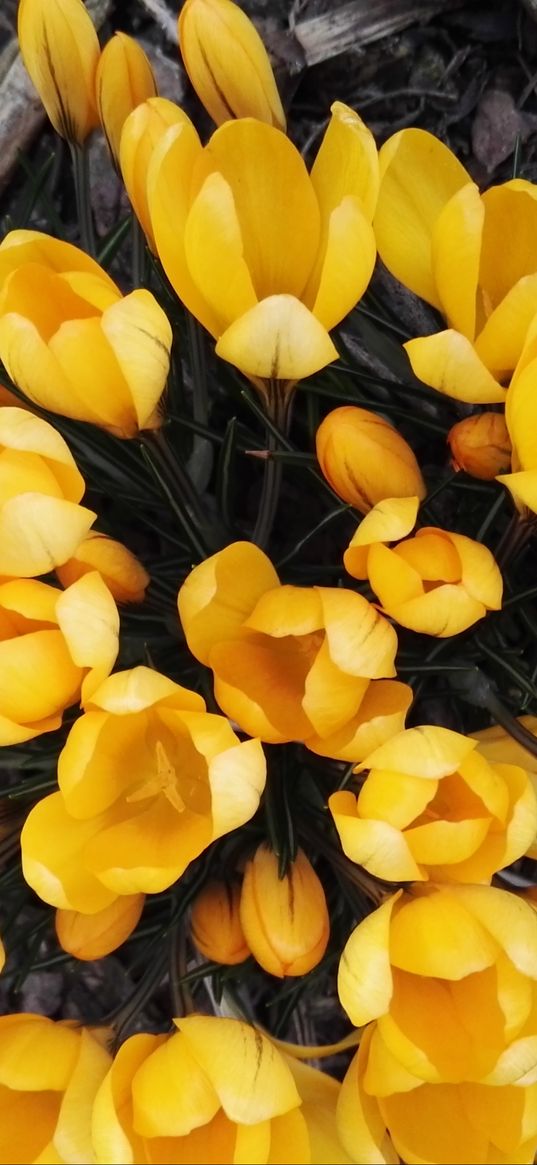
<box><xmin>56</xmin><ymin>532</ymin><xmax>149</xmax><ymax>603</ymax></box>
<box><xmin>316</xmin><ymin>405</ymin><xmax>425</xmax><ymax>512</ymax></box>
<box><xmin>178</xmin><ymin>0</ymin><xmax>286</xmax><ymax>129</ymax></box>
<box><xmin>56</xmin><ymin>895</ymin><xmax>144</xmax><ymax>959</ymax></box>
<box><xmin>18</xmin><ymin>0</ymin><xmax>100</xmax><ymax>144</ymax></box>
<box><xmin>191</xmin><ymin>880</ymin><xmax>250</xmax><ymax>964</ymax></box>
<box><xmin>448</xmin><ymin>412</ymin><xmax>511</xmax><ymax>479</ymax></box>
<box><xmin>240</xmin><ymin>845</ymin><xmax>329</xmax><ymax>977</ymax></box>
<box><xmin>96</xmin><ymin>32</ymin><xmax>157</xmax><ymax>168</ymax></box>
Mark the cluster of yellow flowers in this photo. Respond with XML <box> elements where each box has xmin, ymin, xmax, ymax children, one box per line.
<box><xmin>0</xmin><ymin>0</ymin><xmax>536</xmax><ymax>1162</ymax></box>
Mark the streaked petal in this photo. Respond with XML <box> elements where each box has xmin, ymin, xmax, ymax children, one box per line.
<box><xmin>101</xmin><ymin>290</ymin><xmax>172</xmax><ymax>431</ymax></box>
<box><xmin>404</xmin><ymin>330</ymin><xmax>506</xmax><ymax>403</ymax></box>
<box><xmin>216</xmin><ymin>294</ymin><xmax>338</xmax><ymax>380</ymax></box>
<box><xmin>374</xmin><ymin>128</ymin><xmax>471</xmax><ymax>307</ymax></box>
<box><xmin>318</xmin><ymin>587</ymin><xmax>397</xmax><ymax>679</ymax></box>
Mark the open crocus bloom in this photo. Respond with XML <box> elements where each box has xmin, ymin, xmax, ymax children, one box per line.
<box><xmin>337</xmin><ymin>1023</ymin><xmax>537</xmax><ymax>1165</ymax></box>
<box><xmin>338</xmin><ymin>884</ymin><xmax>537</xmax><ymax>1123</ymax></box>
<box><xmin>92</xmin><ymin>1015</ymin><xmax>351</xmax><ymax>1164</ymax></box>
<box><xmin>0</xmin><ymin>572</ymin><xmax>118</xmax><ymax>745</ymax></box>
<box><xmin>147</xmin><ymin>102</ymin><xmax>378</xmax><ymax>407</ymax></box>
<box><xmin>374</xmin><ymin>128</ymin><xmax>537</xmax><ymax>403</ymax></box>
<box><xmin>344</xmin><ymin>497</ymin><xmax>503</xmax><ymax>637</ymax></box>
<box><xmin>21</xmin><ymin>666</ymin><xmax>266</xmax><ymax>911</ymax></box>
<box><xmin>178</xmin><ymin>541</ymin><xmax>411</xmax><ymax>762</ymax></box>
<box><xmin>0</xmin><ymin>406</ymin><xmax>95</xmax><ymax>577</ymax></box>
<box><xmin>0</xmin><ymin>1012</ymin><xmax>111</xmax><ymax>1165</ymax></box>
<box><xmin>0</xmin><ymin>231</ymin><xmax>172</xmax><ymax>436</ymax></box>
<box><xmin>329</xmin><ymin>725</ymin><xmax>537</xmax><ymax>882</ymax></box>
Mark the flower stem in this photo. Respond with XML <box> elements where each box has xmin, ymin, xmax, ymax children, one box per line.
<box><xmin>70</xmin><ymin>143</ymin><xmax>96</xmax><ymax>257</ymax></box>
<box><xmin>252</xmin><ymin>380</ymin><xmax>295</xmax><ymax>549</ymax></box>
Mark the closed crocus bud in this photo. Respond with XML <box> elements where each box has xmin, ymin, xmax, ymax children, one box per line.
<box><xmin>338</xmin><ymin>885</ymin><xmax>537</xmax><ymax>1081</ymax></box>
<box><xmin>240</xmin><ymin>845</ymin><xmax>329</xmax><ymax>978</ymax></box>
<box><xmin>21</xmin><ymin>666</ymin><xmax>266</xmax><ymax>913</ymax></box>
<box><xmin>0</xmin><ymin>1013</ymin><xmax>111</xmax><ymax>1163</ymax></box>
<box><xmin>0</xmin><ymin>230</ymin><xmax>172</xmax><ymax>436</ymax></box>
<box><xmin>448</xmin><ymin>412</ymin><xmax>511</xmax><ymax>480</ymax></box>
<box><xmin>337</xmin><ymin>1023</ymin><xmax>537</xmax><ymax>1165</ymax></box>
<box><xmin>0</xmin><ymin>572</ymin><xmax>118</xmax><ymax>746</ymax></box>
<box><xmin>92</xmin><ymin>1015</ymin><xmax>348</xmax><ymax>1164</ymax></box>
<box><xmin>356</xmin><ymin>514</ymin><xmax>503</xmax><ymax>637</ymax></box>
<box><xmin>316</xmin><ymin>406</ymin><xmax>425</xmax><ymax>512</ymax></box>
<box><xmin>56</xmin><ymin>895</ymin><xmax>145</xmax><ymax>960</ymax></box>
<box><xmin>120</xmin><ymin>97</ymin><xmax>193</xmax><ymax>249</ymax></box>
<box><xmin>18</xmin><ymin>0</ymin><xmax>100</xmax><ymax>144</ymax></box>
<box><xmin>96</xmin><ymin>32</ymin><xmax>157</xmax><ymax>169</ymax></box>
<box><xmin>56</xmin><ymin>532</ymin><xmax>149</xmax><ymax>603</ymax></box>
<box><xmin>0</xmin><ymin>406</ymin><xmax>96</xmax><ymax>577</ymax></box>
<box><xmin>330</xmin><ymin>725</ymin><xmax>537</xmax><ymax>883</ymax></box>
<box><xmin>178</xmin><ymin>540</ymin><xmax>412</xmax><ymax>762</ymax></box>
<box><xmin>148</xmin><ymin>102</ymin><xmax>378</xmax><ymax>409</ymax></box>
<box><xmin>178</xmin><ymin>0</ymin><xmax>285</xmax><ymax>129</ymax></box>
<box><xmin>191</xmin><ymin>879</ymin><xmax>250</xmax><ymax>964</ymax></box>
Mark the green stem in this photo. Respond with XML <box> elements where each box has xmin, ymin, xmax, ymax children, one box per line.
<box><xmin>252</xmin><ymin>381</ymin><xmax>294</xmax><ymax>549</ymax></box>
<box><xmin>70</xmin><ymin>143</ymin><xmax>95</xmax><ymax>257</ymax></box>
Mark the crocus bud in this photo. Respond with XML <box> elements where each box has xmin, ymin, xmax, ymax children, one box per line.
<box><xmin>56</xmin><ymin>532</ymin><xmax>149</xmax><ymax>603</ymax></box>
<box><xmin>96</xmin><ymin>32</ymin><xmax>157</xmax><ymax>169</ymax></box>
<box><xmin>448</xmin><ymin>412</ymin><xmax>511</xmax><ymax>480</ymax></box>
<box><xmin>191</xmin><ymin>880</ymin><xmax>250</xmax><ymax>964</ymax></box>
<box><xmin>120</xmin><ymin>97</ymin><xmax>193</xmax><ymax>249</ymax></box>
<box><xmin>316</xmin><ymin>405</ymin><xmax>426</xmax><ymax>512</ymax></box>
<box><xmin>178</xmin><ymin>0</ymin><xmax>285</xmax><ymax>129</ymax></box>
<box><xmin>240</xmin><ymin>845</ymin><xmax>329</xmax><ymax>977</ymax></box>
<box><xmin>18</xmin><ymin>0</ymin><xmax>100</xmax><ymax>144</ymax></box>
<box><xmin>56</xmin><ymin>895</ymin><xmax>144</xmax><ymax>959</ymax></box>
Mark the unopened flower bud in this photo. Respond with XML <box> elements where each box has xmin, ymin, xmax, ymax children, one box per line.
<box><xmin>448</xmin><ymin>411</ymin><xmax>511</xmax><ymax>480</ymax></box>
<box><xmin>191</xmin><ymin>879</ymin><xmax>250</xmax><ymax>964</ymax></box>
<box><xmin>316</xmin><ymin>405</ymin><xmax>425</xmax><ymax>512</ymax></box>
<box><xmin>96</xmin><ymin>33</ymin><xmax>157</xmax><ymax>169</ymax></box>
<box><xmin>240</xmin><ymin>845</ymin><xmax>329</xmax><ymax>977</ymax></box>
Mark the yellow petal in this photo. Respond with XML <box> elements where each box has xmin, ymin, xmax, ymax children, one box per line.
<box><xmin>388</xmin><ymin>584</ymin><xmax>487</xmax><ymax>637</ymax></box>
<box><xmin>311</xmin><ymin>101</ymin><xmax>379</xmax><ymax>223</ymax></box>
<box><xmin>380</xmin><ymin>1083</ymin><xmax>489</xmax><ymax>1165</ymax></box>
<box><xmin>480</xmin><ymin>180</ymin><xmax>537</xmax><ymax>310</ymax></box>
<box><xmin>336</xmin><ymin>1031</ymin><xmax>398</xmax><ymax>1165</ymax></box>
<box><xmin>197</xmin><ymin>118</ymin><xmax>320</xmax><ymax>300</ymax></box>
<box><xmin>504</xmin><ymin>352</ymin><xmax>537</xmax><ymax>472</ymax></box>
<box><xmin>389</xmin><ymin>888</ymin><xmax>500</xmax><ymax>979</ymax></box>
<box><xmin>184</xmin><ymin>172</ymin><xmax>258</xmax><ymax>331</ymax></box>
<box><xmin>0</xmin><ymin>314</ymin><xmax>102</xmax><ymax>424</ymax></box>
<box><xmin>216</xmin><ymin>294</ymin><xmax>338</xmax><ymax>380</ymax></box>
<box><xmin>318</xmin><ymin>587</ymin><xmax>397</xmax><ymax>679</ymax></box>
<box><xmin>54</xmin><ymin>1030</ymin><xmax>112</xmax><ymax>1164</ymax></box>
<box><xmin>447</xmin><ymin>530</ymin><xmax>503</xmax><ymax>609</ymax></box>
<box><xmin>55</xmin><ymin>572</ymin><xmax>119</xmax><ymax>699</ymax></box>
<box><xmin>147</xmin><ymin>119</ymin><xmax>220</xmax><ymax>334</ymax></box>
<box><xmin>100</xmin><ymin>290</ymin><xmax>172</xmax><ymax>432</ymax></box>
<box><xmin>404</xmin><ymin>330</ymin><xmax>506</xmax><ymax>403</ymax></box>
<box><xmin>337</xmin><ymin>894</ymin><xmax>400</xmax><ymax>1026</ymax></box>
<box><xmin>18</xmin><ymin>0</ymin><xmax>100</xmax><ymax>143</ymax></box>
<box><xmin>245</xmin><ymin>584</ymin><xmax>323</xmax><ymax>637</ymax></box>
<box><xmin>452</xmin><ymin>884</ymin><xmax>537</xmax><ymax>977</ymax></box>
<box><xmin>178</xmin><ymin>540</ymin><xmax>279</xmax><ymax>665</ymax></box>
<box><xmin>374</xmin><ymin>128</ymin><xmax>471</xmax><ymax>307</ymax></box>
<box><xmin>303</xmin><ymin>639</ymin><xmax>369</xmax><ymax>738</ymax></box>
<box><xmin>177</xmin><ymin>1016</ymin><xmax>301</xmax><ymax>1123</ymax></box>
<box><xmin>92</xmin><ymin>1033</ymin><xmax>165</xmax><ymax>1164</ymax></box>
<box><xmin>130</xmin><ymin>1031</ymin><xmax>220</xmax><ymax>1136</ymax></box>
<box><xmin>84</xmin><ymin>798</ymin><xmax>212</xmax><ymax>894</ymax></box>
<box><xmin>178</xmin><ymin>0</ymin><xmax>285</xmax><ymax>129</ymax></box>
<box><xmin>329</xmin><ymin>799</ymin><xmax>423</xmax><ymax>881</ymax></box>
<box><xmin>431</xmin><ymin>182</ymin><xmax>483</xmax><ymax>338</ymax></box>
<box><xmin>367</xmin><ymin>541</ymin><xmax>423</xmax><ymax>608</ymax></box>
<box><xmin>474</xmin><ymin>274</ymin><xmax>537</xmax><ymax>376</ymax></box>
<box><xmin>120</xmin><ymin>97</ymin><xmax>194</xmax><ymax>250</ymax></box>
<box><xmin>91</xmin><ymin>665</ymin><xmax>205</xmax><ymax>715</ymax></box>
<box><xmin>210</xmin><ymin>636</ymin><xmax>314</xmax><ymax>742</ymax></box>
<box><xmin>0</xmin><ymin>495</ymin><xmax>95</xmax><ymax>577</ymax></box>
<box><xmin>0</xmin><ymin>406</ymin><xmax>84</xmax><ymax>501</ymax></box>
<box><xmin>21</xmin><ymin>792</ymin><xmax>117</xmax><ymax>912</ymax></box>
<box><xmin>345</xmin><ymin>497</ymin><xmax>419</xmax><ymax>571</ymax></box>
<box><xmin>357</xmin><ymin>769</ymin><xmax>437</xmax><ymax>828</ymax></box>
<box><xmin>56</xmin><ymin>533</ymin><xmax>149</xmax><ymax>604</ymax></box>
<box><xmin>209</xmin><ymin>737</ymin><xmax>266</xmax><ymax>839</ymax></box>
<box><xmin>359</xmin><ymin>725</ymin><xmax>476</xmax><ymax>778</ymax></box>
<box><xmin>306</xmin><ymin>196</ymin><xmax>376</xmax><ymax>330</ymax></box>
<box><xmin>0</xmin><ymin>628</ymin><xmax>81</xmax><ymax>725</ymax></box>
<box><xmin>405</xmin><ymin>817</ymin><xmax>491</xmax><ymax>865</ymax></box>
<box><xmin>0</xmin><ymin>229</ymin><xmax>119</xmax><ymax>288</ymax></box>
<box><xmin>48</xmin><ymin>317</ymin><xmax>136</xmax><ymax>434</ymax></box>
<box><xmin>307</xmin><ymin>679</ymin><xmax>412</xmax><ymax>762</ymax></box>
<box><xmin>56</xmin><ymin>895</ymin><xmax>144</xmax><ymax>959</ymax></box>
